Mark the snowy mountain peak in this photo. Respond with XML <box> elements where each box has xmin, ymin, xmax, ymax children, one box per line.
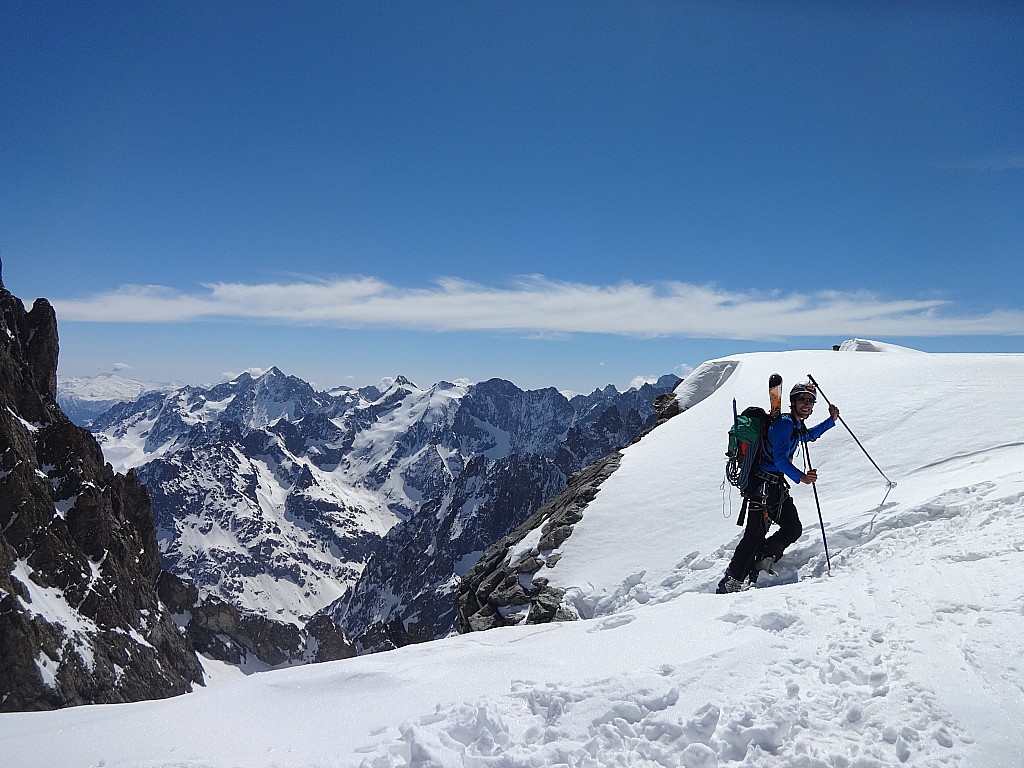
<box><xmin>378</xmin><ymin>375</ymin><xmax>417</xmax><ymax>395</ymax></box>
<box><xmin>56</xmin><ymin>373</ymin><xmax>175</xmax><ymax>425</ymax></box>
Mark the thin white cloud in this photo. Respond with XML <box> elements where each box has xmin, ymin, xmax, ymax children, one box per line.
<box><xmin>220</xmin><ymin>366</ymin><xmax>273</xmax><ymax>381</ymax></box>
<box><xmin>52</xmin><ymin>276</ymin><xmax>1024</xmax><ymax>339</ymax></box>
<box><xmin>627</xmin><ymin>375</ymin><xmax>662</xmax><ymax>390</ymax></box>
<box><xmin>939</xmin><ymin>152</ymin><xmax>1024</xmax><ymax>171</ymax></box>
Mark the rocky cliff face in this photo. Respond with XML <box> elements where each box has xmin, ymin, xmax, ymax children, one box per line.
<box><xmin>0</xmin><ymin>265</ymin><xmax>203</xmax><ymax>711</ymax></box>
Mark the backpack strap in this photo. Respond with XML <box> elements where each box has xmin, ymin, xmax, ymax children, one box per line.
<box><xmin>760</xmin><ymin>413</ymin><xmax>782</xmax><ymax>464</ymax></box>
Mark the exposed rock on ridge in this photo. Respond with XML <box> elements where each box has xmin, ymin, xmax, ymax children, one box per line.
<box><xmin>157</xmin><ymin>572</ymin><xmax>355</xmax><ymax>666</ymax></box>
<box><xmin>456</xmin><ymin>375</ymin><xmax>687</xmax><ymax>633</ymax></box>
<box><xmin>0</xmin><ymin>266</ymin><xmax>203</xmax><ymax>711</ymax></box>
<box><xmin>456</xmin><ymin>451</ymin><xmax>623</xmax><ymax>632</ymax></box>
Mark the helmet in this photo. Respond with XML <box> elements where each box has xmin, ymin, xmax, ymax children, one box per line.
<box><xmin>790</xmin><ymin>382</ymin><xmax>817</xmax><ymax>402</ymax></box>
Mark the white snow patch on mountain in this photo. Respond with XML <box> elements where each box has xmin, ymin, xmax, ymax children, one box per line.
<box><xmin>93</xmin><ymin>404</ymin><xmax>185</xmax><ymax>473</ymax></box>
<box><xmin>473</xmin><ymin>416</ymin><xmax>511</xmax><ymax>460</ymax></box>
<box><xmin>56</xmin><ymin>373</ymin><xmax>175</xmax><ymax>424</ymax></box>
<box><xmin>57</xmin><ymin>373</ymin><xmax>168</xmax><ymax>402</ymax></box>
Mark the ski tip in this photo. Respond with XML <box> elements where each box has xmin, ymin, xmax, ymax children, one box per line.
<box><xmin>768</xmin><ymin>373</ymin><xmax>782</xmax><ymax>387</ymax></box>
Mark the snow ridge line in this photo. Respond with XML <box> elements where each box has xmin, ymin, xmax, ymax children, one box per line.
<box><xmin>670</xmin><ymin>360</ymin><xmax>738</xmax><ymax>414</ymax></box>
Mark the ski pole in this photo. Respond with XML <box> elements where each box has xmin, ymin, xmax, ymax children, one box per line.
<box><xmin>807</xmin><ymin>374</ymin><xmax>897</xmax><ymax>493</ymax></box>
<box><xmin>801</xmin><ymin>436</ymin><xmax>831</xmax><ymax>573</ymax></box>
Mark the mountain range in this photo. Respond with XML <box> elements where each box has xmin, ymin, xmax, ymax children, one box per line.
<box><xmin>82</xmin><ymin>366</ymin><xmax>679</xmax><ymax>661</ymax></box>
<box><xmin>4</xmin><ymin>265</ymin><xmax>681</xmax><ymax>706</ymax></box>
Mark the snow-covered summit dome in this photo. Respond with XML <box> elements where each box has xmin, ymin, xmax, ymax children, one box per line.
<box><xmin>837</xmin><ymin>338</ymin><xmax>924</xmax><ymax>353</ymax></box>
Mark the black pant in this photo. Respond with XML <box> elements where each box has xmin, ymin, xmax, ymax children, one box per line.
<box><xmin>727</xmin><ymin>474</ymin><xmax>803</xmax><ymax>580</ymax></box>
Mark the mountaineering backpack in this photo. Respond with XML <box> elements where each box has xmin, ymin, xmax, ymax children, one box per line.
<box><xmin>725</xmin><ymin>406</ymin><xmax>773</xmax><ymax>497</ymax></box>
<box><xmin>724</xmin><ymin>374</ymin><xmax>784</xmax><ymax>525</ymax></box>
<box><xmin>725</xmin><ymin>373</ymin><xmax>784</xmax><ymax>497</ymax></box>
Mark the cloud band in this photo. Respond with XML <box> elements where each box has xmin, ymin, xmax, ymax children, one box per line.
<box><xmin>52</xmin><ymin>276</ymin><xmax>1024</xmax><ymax>339</ymax></box>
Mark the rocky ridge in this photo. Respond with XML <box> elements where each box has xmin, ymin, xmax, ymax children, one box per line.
<box><xmin>456</xmin><ymin>380</ymin><xmax>685</xmax><ymax>633</ymax></box>
<box><xmin>0</xmin><ymin>262</ymin><xmax>203</xmax><ymax>711</ymax></box>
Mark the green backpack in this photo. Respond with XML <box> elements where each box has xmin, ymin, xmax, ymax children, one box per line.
<box><xmin>725</xmin><ymin>405</ymin><xmax>772</xmax><ymax>496</ymax></box>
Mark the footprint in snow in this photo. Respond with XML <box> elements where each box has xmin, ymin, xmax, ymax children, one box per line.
<box><xmin>717</xmin><ymin>610</ymin><xmax>801</xmax><ymax>633</ymax></box>
<box><xmin>587</xmin><ymin>614</ymin><xmax>636</xmax><ymax>632</ymax></box>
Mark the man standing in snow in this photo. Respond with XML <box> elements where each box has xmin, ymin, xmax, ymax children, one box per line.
<box><xmin>717</xmin><ymin>381</ymin><xmax>840</xmax><ymax>593</ymax></box>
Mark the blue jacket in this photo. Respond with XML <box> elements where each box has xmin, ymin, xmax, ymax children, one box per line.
<box><xmin>759</xmin><ymin>413</ymin><xmax>835</xmax><ymax>483</ymax></box>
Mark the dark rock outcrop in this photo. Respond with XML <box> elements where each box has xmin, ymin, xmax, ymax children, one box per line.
<box><xmin>0</xmin><ymin>271</ymin><xmax>204</xmax><ymax>711</ymax></box>
<box><xmin>157</xmin><ymin>572</ymin><xmax>355</xmax><ymax>667</ymax></box>
<box><xmin>455</xmin><ymin>377</ymin><xmax>687</xmax><ymax>635</ymax></box>
<box><xmin>456</xmin><ymin>451</ymin><xmax>622</xmax><ymax>633</ymax></box>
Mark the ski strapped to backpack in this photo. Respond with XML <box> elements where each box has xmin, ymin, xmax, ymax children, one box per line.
<box><xmin>724</xmin><ymin>374</ymin><xmax>783</xmax><ymax>525</ymax></box>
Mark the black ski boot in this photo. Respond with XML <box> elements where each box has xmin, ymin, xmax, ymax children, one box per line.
<box><xmin>748</xmin><ymin>552</ymin><xmax>780</xmax><ymax>584</ymax></box>
<box><xmin>716</xmin><ymin>571</ymin><xmax>746</xmax><ymax>594</ymax></box>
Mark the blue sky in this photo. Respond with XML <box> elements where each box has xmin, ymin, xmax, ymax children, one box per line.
<box><xmin>3</xmin><ymin>2</ymin><xmax>1022</xmax><ymax>393</ymax></box>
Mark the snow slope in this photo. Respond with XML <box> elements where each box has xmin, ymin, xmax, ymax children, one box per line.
<box><xmin>550</xmin><ymin>347</ymin><xmax>1024</xmax><ymax>615</ymax></box>
<box><xmin>2</xmin><ymin>344</ymin><xmax>1023</xmax><ymax>768</ymax></box>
